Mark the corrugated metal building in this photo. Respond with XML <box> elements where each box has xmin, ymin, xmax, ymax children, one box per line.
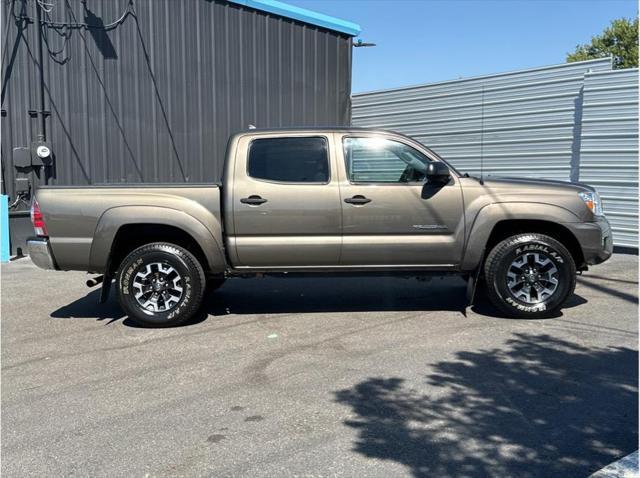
<box><xmin>352</xmin><ymin>59</ymin><xmax>639</xmax><ymax>247</ymax></box>
<box><xmin>1</xmin><ymin>0</ymin><xmax>359</xmax><ymax>251</ymax></box>
<box><xmin>579</xmin><ymin>68</ymin><xmax>639</xmax><ymax>247</ymax></box>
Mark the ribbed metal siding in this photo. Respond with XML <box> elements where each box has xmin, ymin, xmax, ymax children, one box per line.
<box><xmin>350</xmin><ymin>150</ymin><xmax>406</xmax><ymax>182</ymax></box>
<box><xmin>1</xmin><ymin>0</ymin><xmax>352</xmax><ymax>198</ymax></box>
<box><xmin>579</xmin><ymin>69</ymin><xmax>638</xmax><ymax>247</ymax></box>
<box><xmin>352</xmin><ymin>59</ymin><xmax>612</xmax><ymax>181</ymax></box>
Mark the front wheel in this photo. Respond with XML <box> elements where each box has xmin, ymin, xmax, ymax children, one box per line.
<box><xmin>116</xmin><ymin>243</ymin><xmax>206</xmax><ymax>327</ymax></box>
<box><xmin>483</xmin><ymin>233</ymin><xmax>576</xmax><ymax>318</ymax></box>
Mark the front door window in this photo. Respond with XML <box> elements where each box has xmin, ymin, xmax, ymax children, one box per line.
<box><xmin>343</xmin><ymin>137</ymin><xmax>430</xmax><ymax>184</ymax></box>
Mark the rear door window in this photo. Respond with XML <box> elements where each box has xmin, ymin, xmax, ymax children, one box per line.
<box><xmin>248</xmin><ymin>137</ymin><xmax>329</xmax><ymax>183</ymax></box>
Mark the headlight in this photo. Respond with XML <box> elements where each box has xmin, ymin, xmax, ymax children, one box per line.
<box><xmin>579</xmin><ymin>191</ymin><xmax>604</xmax><ymax>216</ymax></box>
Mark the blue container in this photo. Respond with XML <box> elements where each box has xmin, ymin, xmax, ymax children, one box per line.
<box><xmin>0</xmin><ymin>195</ymin><xmax>9</xmax><ymax>262</ymax></box>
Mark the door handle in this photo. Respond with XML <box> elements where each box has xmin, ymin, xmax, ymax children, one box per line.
<box><xmin>344</xmin><ymin>195</ymin><xmax>372</xmax><ymax>205</ymax></box>
<box><xmin>240</xmin><ymin>195</ymin><xmax>268</xmax><ymax>205</ymax></box>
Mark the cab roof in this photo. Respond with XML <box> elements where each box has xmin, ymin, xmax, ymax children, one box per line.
<box><xmin>237</xmin><ymin>127</ymin><xmax>397</xmax><ymax>135</ymax></box>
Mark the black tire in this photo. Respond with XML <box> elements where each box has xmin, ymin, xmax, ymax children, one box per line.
<box><xmin>116</xmin><ymin>242</ymin><xmax>206</xmax><ymax>327</ymax></box>
<box><xmin>484</xmin><ymin>233</ymin><xmax>576</xmax><ymax>318</ymax></box>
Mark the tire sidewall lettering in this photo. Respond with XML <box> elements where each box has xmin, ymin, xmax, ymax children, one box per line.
<box><xmin>515</xmin><ymin>244</ymin><xmax>564</xmax><ymax>264</ymax></box>
<box><xmin>504</xmin><ymin>296</ymin><xmax>547</xmax><ymax>312</ymax></box>
<box><xmin>121</xmin><ymin>258</ymin><xmax>143</xmax><ymax>295</ymax></box>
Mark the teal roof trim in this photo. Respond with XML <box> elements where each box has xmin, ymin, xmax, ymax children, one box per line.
<box><xmin>227</xmin><ymin>0</ymin><xmax>361</xmax><ymax>36</ymax></box>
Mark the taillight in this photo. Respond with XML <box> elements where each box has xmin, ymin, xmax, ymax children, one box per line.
<box><xmin>30</xmin><ymin>198</ymin><xmax>48</xmax><ymax>236</ymax></box>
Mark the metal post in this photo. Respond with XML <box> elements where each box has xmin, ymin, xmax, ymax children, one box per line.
<box><xmin>35</xmin><ymin>0</ymin><xmax>46</xmax><ymax>143</ymax></box>
<box><xmin>34</xmin><ymin>0</ymin><xmax>52</xmax><ymax>185</ymax></box>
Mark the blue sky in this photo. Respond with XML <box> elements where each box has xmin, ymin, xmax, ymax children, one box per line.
<box><xmin>290</xmin><ymin>0</ymin><xmax>638</xmax><ymax>93</ymax></box>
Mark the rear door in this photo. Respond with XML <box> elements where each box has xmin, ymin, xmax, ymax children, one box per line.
<box><xmin>337</xmin><ymin>133</ymin><xmax>465</xmax><ymax>267</ymax></box>
<box><xmin>229</xmin><ymin>133</ymin><xmax>342</xmax><ymax>268</ymax></box>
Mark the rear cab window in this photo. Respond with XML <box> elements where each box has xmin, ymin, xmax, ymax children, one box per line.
<box><xmin>247</xmin><ymin>137</ymin><xmax>329</xmax><ymax>183</ymax></box>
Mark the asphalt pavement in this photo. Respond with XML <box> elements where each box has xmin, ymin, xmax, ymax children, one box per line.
<box><xmin>1</xmin><ymin>253</ymin><xmax>638</xmax><ymax>477</ymax></box>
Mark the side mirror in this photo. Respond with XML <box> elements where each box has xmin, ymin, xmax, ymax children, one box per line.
<box><xmin>426</xmin><ymin>162</ymin><xmax>450</xmax><ymax>183</ymax></box>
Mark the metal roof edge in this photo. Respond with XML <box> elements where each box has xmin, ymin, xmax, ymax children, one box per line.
<box><xmin>585</xmin><ymin>67</ymin><xmax>640</xmax><ymax>76</ymax></box>
<box><xmin>227</xmin><ymin>0</ymin><xmax>361</xmax><ymax>36</ymax></box>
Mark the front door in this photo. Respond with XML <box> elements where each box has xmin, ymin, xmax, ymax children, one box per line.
<box><xmin>231</xmin><ymin>134</ymin><xmax>342</xmax><ymax>268</ymax></box>
<box><xmin>338</xmin><ymin>135</ymin><xmax>465</xmax><ymax>267</ymax></box>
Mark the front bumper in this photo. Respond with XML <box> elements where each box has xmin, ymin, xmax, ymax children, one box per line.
<box><xmin>27</xmin><ymin>237</ymin><xmax>58</xmax><ymax>270</ymax></box>
<box><xmin>566</xmin><ymin>217</ymin><xmax>613</xmax><ymax>266</ymax></box>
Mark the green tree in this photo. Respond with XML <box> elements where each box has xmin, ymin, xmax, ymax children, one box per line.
<box><xmin>567</xmin><ymin>17</ymin><xmax>638</xmax><ymax>69</ymax></box>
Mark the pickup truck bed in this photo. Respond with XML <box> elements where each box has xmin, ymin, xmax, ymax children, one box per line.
<box><xmin>35</xmin><ymin>184</ymin><xmax>225</xmax><ymax>274</ymax></box>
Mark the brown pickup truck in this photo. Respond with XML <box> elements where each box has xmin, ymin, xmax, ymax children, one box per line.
<box><xmin>27</xmin><ymin>128</ymin><xmax>613</xmax><ymax>327</ymax></box>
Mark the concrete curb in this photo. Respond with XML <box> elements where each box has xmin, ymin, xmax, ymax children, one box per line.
<box><xmin>590</xmin><ymin>451</ymin><xmax>639</xmax><ymax>478</ymax></box>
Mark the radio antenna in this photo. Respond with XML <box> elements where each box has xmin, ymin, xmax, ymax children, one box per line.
<box><xmin>479</xmin><ymin>84</ymin><xmax>485</xmax><ymax>185</ymax></box>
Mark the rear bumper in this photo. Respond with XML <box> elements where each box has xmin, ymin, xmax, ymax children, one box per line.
<box><xmin>565</xmin><ymin>218</ymin><xmax>613</xmax><ymax>266</ymax></box>
<box><xmin>27</xmin><ymin>237</ymin><xmax>58</xmax><ymax>270</ymax></box>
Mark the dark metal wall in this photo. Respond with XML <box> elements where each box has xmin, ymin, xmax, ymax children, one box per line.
<box><xmin>1</xmin><ymin>0</ymin><xmax>353</xmax><ymax>200</ymax></box>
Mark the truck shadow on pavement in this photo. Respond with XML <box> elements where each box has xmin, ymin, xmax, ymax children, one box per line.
<box><xmin>50</xmin><ymin>276</ymin><xmax>587</xmax><ymax>326</ymax></box>
<box><xmin>334</xmin><ymin>332</ymin><xmax>638</xmax><ymax>477</ymax></box>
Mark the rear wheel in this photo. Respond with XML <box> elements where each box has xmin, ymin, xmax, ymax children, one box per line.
<box><xmin>116</xmin><ymin>242</ymin><xmax>206</xmax><ymax>327</ymax></box>
<box><xmin>484</xmin><ymin>233</ymin><xmax>576</xmax><ymax>318</ymax></box>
